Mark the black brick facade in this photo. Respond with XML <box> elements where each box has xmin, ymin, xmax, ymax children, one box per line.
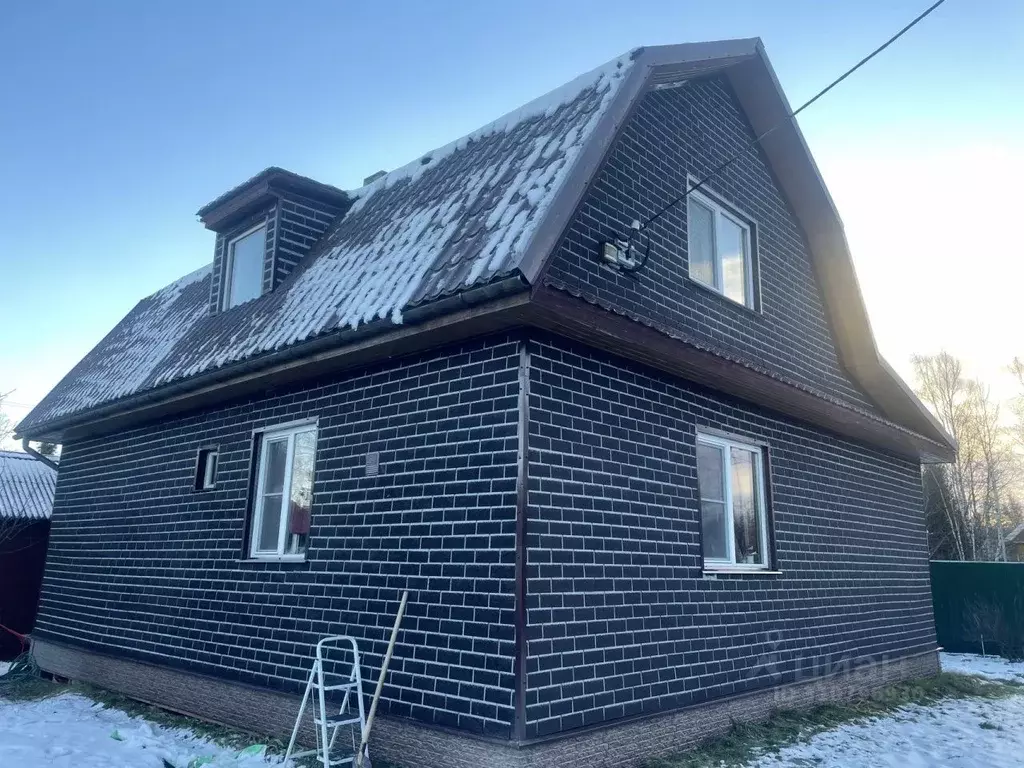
<box><xmin>523</xmin><ymin>335</ymin><xmax>934</xmax><ymax>738</ymax></box>
<box><xmin>34</xmin><ymin>71</ymin><xmax>938</xmax><ymax>752</ymax></box>
<box><xmin>544</xmin><ymin>76</ymin><xmax>880</xmax><ymax>413</ymax></box>
<box><xmin>36</xmin><ymin>333</ymin><xmax>935</xmax><ymax>744</ymax></box>
<box><xmin>37</xmin><ymin>337</ymin><xmax>521</xmax><ymax>738</ymax></box>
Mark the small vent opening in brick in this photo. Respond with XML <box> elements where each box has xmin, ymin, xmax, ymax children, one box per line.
<box><xmin>365</xmin><ymin>451</ymin><xmax>380</xmax><ymax>477</ymax></box>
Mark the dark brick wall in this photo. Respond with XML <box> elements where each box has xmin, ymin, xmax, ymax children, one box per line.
<box><xmin>523</xmin><ymin>335</ymin><xmax>935</xmax><ymax>738</ymax></box>
<box><xmin>544</xmin><ymin>76</ymin><xmax>879</xmax><ymax>413</ymax></box>
<box><xmin>272</xmin><ymin>193</ymin><xmax>346</xmax><ymax>288</ymax></box>
<box><xmin>37</xmin><ymin>336</ymin><xmax>521</xmax><ymax>738</ymax></box>
<box><xmin>207</xmin><ymin>192</ymin><xmax>344</xmax><ymax>314</ymax></box>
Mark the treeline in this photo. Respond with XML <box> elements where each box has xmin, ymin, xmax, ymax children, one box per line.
<box><xmin>915</xmin><ymin>352</ymin><xmax>1024</xmax><ymax>561</ymax></box>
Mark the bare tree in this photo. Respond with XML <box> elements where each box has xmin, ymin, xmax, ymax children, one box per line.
<box><xmin>913</xmin><ymin>352</ymin><xmax>1019</xmax><ymax>561</ymax></box>
<box><xmin>0</xmin><ymin>390</ymin><xmax>13</xmax><ymax>446</ymax></box>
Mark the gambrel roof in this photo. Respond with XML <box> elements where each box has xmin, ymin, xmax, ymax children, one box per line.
<box><xmin>16</xmin><ymin>40</ymin><xmax>955</xmax><ymax>462</ymax></box>
<box><xmin>0</xmin><ymin>450</ymin><xmax>55</xmax><ymax>521</ymax></box>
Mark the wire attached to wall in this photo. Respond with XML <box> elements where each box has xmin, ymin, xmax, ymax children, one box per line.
<box><xmin>609</xmin><ymin>0</ymin><xmax>947</xmax><ymax>273</ymax></box>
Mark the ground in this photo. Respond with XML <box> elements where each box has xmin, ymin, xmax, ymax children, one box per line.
<box><xmin>0</xmin><ymin>654</ymin><xmax>1022</xmax><ymax>767</ymax></box>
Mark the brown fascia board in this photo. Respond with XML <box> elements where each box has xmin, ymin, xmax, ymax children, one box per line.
<box><xmin>531</xmin><ymin>285</ymin><xmax>954</xmax><ymax>463</ymax></box>
<box><xmin>49</xmin><ymin>292</ymin><xmax>533</xmax><ymax>444</ymax></box>
<box><xmin>197</xmin><ymin>167</ymin><xmax>350</xmax><ymax>231</ymax></box>
<box><xmin>725</xmin><ymin>44</ymin><xmax>955</xmax><ymax>455</ymax></box>
<box><xmin>34</xmin><ymin>282</ymin><xmax>951</xmax><ymax>462</ymax></box>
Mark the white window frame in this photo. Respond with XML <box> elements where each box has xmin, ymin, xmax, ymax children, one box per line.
<box><xmin>200</xmin><ymin>450</ymin><xmax>218</xmax><ymax>490</ymax></box>
<box><xmin>687</xmin><ymin>189</ymin><xmax>755</xmax><ymax>308</ymax></box>
<box><xmin>249</xmin><ymin>422</ymin><xmax>317</xmax><ymax>561</ymax></box>
<box><xmin>696</xmin><ymin>432</ymin><xmax>770</xmax><ymax>571</ymax></box>
<box><xmin>222</xmin><ymin>222</ymin><xmax>267</xmax><ymax>310</ymax></box>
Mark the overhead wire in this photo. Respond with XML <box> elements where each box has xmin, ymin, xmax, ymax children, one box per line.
<box><xmin>616</xmin><ymin>0</ymin><xmax>947</xmax><ymax>272</ymax></box>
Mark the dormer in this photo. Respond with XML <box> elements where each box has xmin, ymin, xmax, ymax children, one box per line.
<box><xmin>197</xmin><ymin>167</ymin><xmax>350</xmax><ymax>314</ymax></box>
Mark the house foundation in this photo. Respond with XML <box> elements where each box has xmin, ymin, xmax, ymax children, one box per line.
<box><xmin>34</xmin><ymin>638</ymin><xmax>939</xmax><ymax>768</ymax></box>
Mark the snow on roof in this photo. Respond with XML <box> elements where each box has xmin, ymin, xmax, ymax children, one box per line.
<box><xmin>18</xmin><ymin>51</ymin><xmax>636</xmax><ymax>435</ymax></box>
<box><xmin>0</xmin><ymin>450</ymin><xmax>55</xmax><ymax>520</ymax></box>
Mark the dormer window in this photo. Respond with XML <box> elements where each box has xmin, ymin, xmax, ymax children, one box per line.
<box><xmin>223</xmin><ymin>223</ymin><xmax>267</xmax><ymax>309</ymax></box>
<box><xmin>197</xmin><ymin>167</ymin><xmax>351</xmax><ymax>316</ymax></box>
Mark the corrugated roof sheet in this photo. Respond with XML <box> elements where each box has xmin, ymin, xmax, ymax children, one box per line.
<box><xmin>0</xmin><ymin>451</ymin><xmax>55</xmax><ymax>521</ymax></box>
<box><xmin>18</xmin><ymin>51</ymin><xmax>636</xmax><ymax>435</ymax></box>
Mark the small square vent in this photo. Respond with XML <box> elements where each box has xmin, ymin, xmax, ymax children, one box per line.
<box><xmin>365</xmin><ymin>451</ymin><xmax>380</xmax><ymax>477</ymax></box>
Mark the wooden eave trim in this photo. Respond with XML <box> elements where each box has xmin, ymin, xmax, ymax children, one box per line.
<box><xmin>58</xmin><ymin>293</ymin><xmax>532</xmax><ymax>442</ymax></box>
<box><xmin>200</xmin><ymin>181</ymin><xmax>275</xmax><ymax>232</ymax></box>
<box><xmin>530</xmin><ymin>285</ymin><xmax>954</xmax><ymax>463</ymax></box>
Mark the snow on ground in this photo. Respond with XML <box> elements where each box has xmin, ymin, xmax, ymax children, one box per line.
<box><xmin>940</xmin><ymin>651</ymin><xmax>1024</xmax><ymax>683</ymax></box>
<box><xmin>1</xmin><ymin>653</ymin><xmax>1022</xmax><ymax>767</ymax></box>
<box><xmin>0</xmin><ymin>693</ymin><xmax>286</xmax><ymax>768</ymax></box>
<box><xmin>749</xmin><ymin>653</ymin><xmax>1024</xmax><ymax>768</ymax></box>
<box><xmin>0</xmin><ymin>661</ymin><xmax>9</xmax><ymax>675</ymax></box>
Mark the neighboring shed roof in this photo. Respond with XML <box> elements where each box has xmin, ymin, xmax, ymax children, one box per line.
<box><xmin>1008</xmin><ymin>523</ymin><xmax>1024</xmax><ymax>544</ymax></box>
<box><xmin>0</xmin><ymin>450</ymin><xmax>55</xmax><ymax>521</ymax></box>
<box><xmin>16</xmin><ymin>52</ymin><xmax>635</xmax><ymax>435</ymax></box>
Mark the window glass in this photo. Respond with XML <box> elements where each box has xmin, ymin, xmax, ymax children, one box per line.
<box><xmin>730</xmin><ymin>447</ymin><xmax>764</xmax><ymax>565</ymax></box>
<box><xmin>251</xmin><ymin>426</ymin><xmax>317</xmax><ymax>558</ymax></box>
<box><xmin>697</xmin><ymin>434</ymin><xmax>770</xmax><ymax>569</ymax></box>
<box><xmin>687</xmin><ymin>192</ymin><xmax>753</xmax><ymax>307</ymax></box>
<box><xmin>687</xmin><ymin>198</ymin><xmax>716</xmax><ymax>288</ymax></box>
<box><xmin>696</xmin><ymin>442</ymin><xmax>728</xmax><ymax>561</ymax></box>
<box><xmin>194</xmin><ymin>448</ymin><xmax>218</xmax><ymax>491</ymax></box>
<box><xmin>225</xmin><ymin>226</ymin><xmax>266</xmax><ymax>308</ymax></box>
<box><xmin>256</xmin><ymin>438</ymin><xmax>288</xmax><ymax>553</ymax></box>
<box><xmin>286</xmin><ymin>430</ymin><xmax>315</xmax><ymax>556</ymax></box>
<box><xmin>719</xmin><ymin>216</ymin><xmax>748</xmax><ymax>305</ymax></box>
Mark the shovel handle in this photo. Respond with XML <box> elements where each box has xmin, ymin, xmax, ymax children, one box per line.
<box><xmin>355</xmin><ymin>590</ymin><xmax>409</xmax><ymax>768</ymax></box>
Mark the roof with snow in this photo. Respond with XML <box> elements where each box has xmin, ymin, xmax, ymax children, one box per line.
<box><xmin>17</xmin><ymin>52</ymin><xmax>634</xmax><ymax>435</ymax></box>
<box><xmin>0</xmin><ymin>451</ymin><xmax>55</xmax><ymax>521</ymax></box>
<box><xmin>14</xmin><ymin>39</ymin><xmax>956</xmax><ymax>461</ymax></box>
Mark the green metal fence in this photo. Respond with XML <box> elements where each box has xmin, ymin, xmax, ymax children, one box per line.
<box><xmin>930</xmin><ymin>560</ymin><xmax>1024</xmax><ymax>658</ymax></box>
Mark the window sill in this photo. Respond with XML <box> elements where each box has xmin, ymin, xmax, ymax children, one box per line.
<box><xmin>703</xmin><ymin>567</ymin><xmax>781</xmax><ymax>577</ymax></box>
<box><xmin>686</xmin><ymin>276</ymin><xmax>762</xmax><ymax>316</ymax></box>
<box><xmin>245</xmin><ymin>555</ymin><xmax>307</xmax><ymax>564</ymax></box>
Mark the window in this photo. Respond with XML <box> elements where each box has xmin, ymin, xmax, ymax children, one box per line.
<box><xmin>695</xmin><ymin>432</ymin><xmax>770</xmax><ymax>569</ymax></box>
<box><xmin>195</xmin><ymin>448</ymin><xmax>218</xmax><ymax>490</ymax></box>
<box><xmin>250</xmin><ymin>423</ymin><xmax>317</xmax><ymax>559</ymax></box>
<box><xmin>687</xmin><ymin>191</ymin><xmax>754</xmax><ymax>307</ymax></box>
<box><xmin>223</xmin><ymin>224</ymin><xmax>267</xmax><ymax>309</ymax></box>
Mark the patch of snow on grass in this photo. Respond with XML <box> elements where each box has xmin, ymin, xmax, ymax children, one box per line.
<box><xmin>941</xmin><ymin>651</ymin><xmax>1024</xmax><ymax>682</ymax></box>
<box><xmin>751</xmin><ymin>693</ymin><xmax>1024</xmax><ymax>768</ymax></box>
<box><xmin>0</xmin><ymin>661</ymin><xmax>10</xmax><ymax>675</ymax></box>
<box><xmin>0</xmin><ymin>693</ymin><xmax>286</xmax><ymax>768</ymax></box>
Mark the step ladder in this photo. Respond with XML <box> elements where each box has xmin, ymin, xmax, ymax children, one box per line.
<box><xmin>285</xmin><ymin>635</ymin><xmax>368</xmax><ymax>767</ymax></box>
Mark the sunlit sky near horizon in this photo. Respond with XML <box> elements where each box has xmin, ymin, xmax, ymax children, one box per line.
<box><xmin>1</xmin><ymin>0</ymin><xmax>1022</xmax><ymax>443</ymax></box>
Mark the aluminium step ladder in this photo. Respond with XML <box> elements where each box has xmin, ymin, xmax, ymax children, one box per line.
<box><xmin>285</xmin><ymin>635</ymin><xmax>369</xmax><ymax>767</ymax></box>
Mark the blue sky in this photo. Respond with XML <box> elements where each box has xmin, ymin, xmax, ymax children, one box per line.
<box><xmin>1</xmin><ymin>0</ymin><xmax>1022</xmax><ymax>431</ymax></box>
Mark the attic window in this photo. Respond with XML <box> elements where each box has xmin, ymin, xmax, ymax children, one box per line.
<box><xmin>687</xmin><ymin>190</ymin><xmax>755</xmax><ymax>308</ymax></box>
<box><xmin>223</xmin><ymin>223</ymin><xmax>267</xmax><ymax>309</ymax></box>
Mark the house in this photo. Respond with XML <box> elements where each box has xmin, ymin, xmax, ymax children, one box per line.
<box><xmin>0</xmin><ymin>450</ymin><xmax>55</xmax><ymax>660</ymax></box>
<box><xmin>1006</xmin><ymin>523</ymin><xmax>1024</xmax><ymax>562</ymax></box>
<box><xmin>15</xmin><ymin>40</ymin><xmax>955</xmax><ymax>767</ymax></box>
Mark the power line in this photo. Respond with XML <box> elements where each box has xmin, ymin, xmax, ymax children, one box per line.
<box><xmin>617</xmin><ymin>0</ymin><xmax>947</xmax><ymax>270</ymax></box>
